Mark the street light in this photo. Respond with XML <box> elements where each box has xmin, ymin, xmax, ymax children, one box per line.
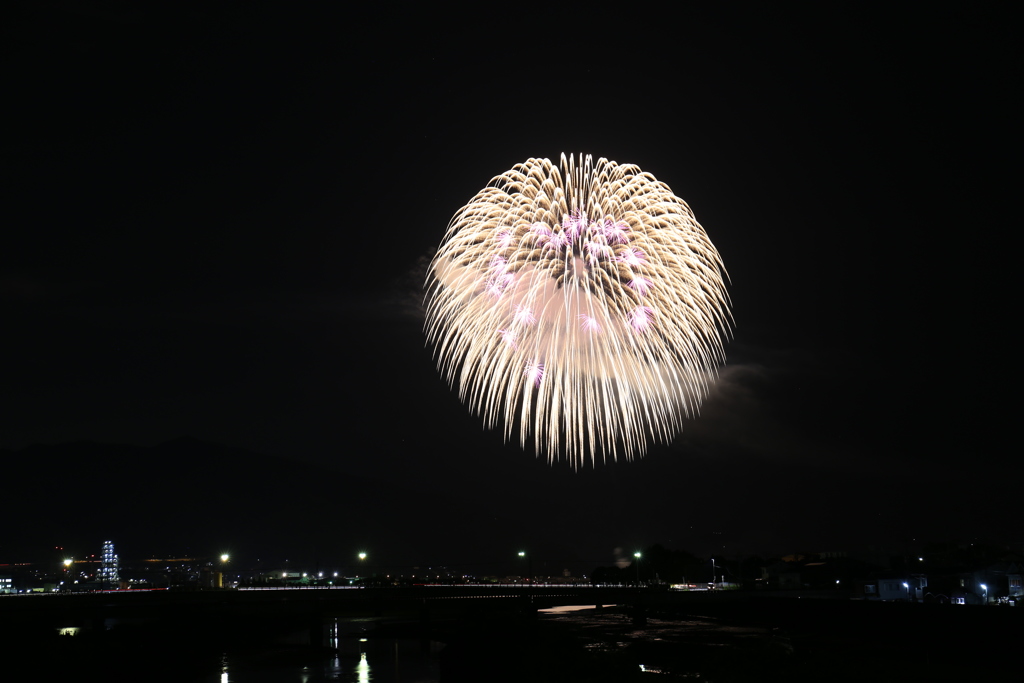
<box><xmin>518</xmin><ymin>551</ymin><xmax>531</xmax><ymax>584</ymax></box>
<box><xmin>981</xmin><ymin>583</ymin><xmax>988</xmax><ymax>604</ymax></box>
<box><xmin>634</xmin><ymin>552</ymin><xmax>642</xmax><ymax>585</ymax></box>
<box><xmin>218</xmin><ymin>554</ymin><xmax>230</xmax><ymax>589</ymax></box>
<box><xmin>711</xmin><ymin>558</ymin><xmax>717</xmax><ymax>589</ymax></box>
<box><xmin>358</xmin><ymin>553</ymin><xmax>367</xmax><ymax>584</ymax></box>
<box><xmin>62</xmin><ymin>558</ymin><xmax>73</xmax><ymax>590</ymax></box>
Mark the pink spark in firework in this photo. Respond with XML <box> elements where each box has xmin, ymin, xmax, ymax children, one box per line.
<box><xmin>496</xmin><ymin>230</ymin><xmax>515</xmax><ymax>249</ymax></box>
<box><xmin>499</xmin><ymin>329</ymin><xmax>518</xmax><ymax>348</ymax></box>
<box><xmin>601</xmin><ymin>219</ymin><xmax>630</xmax><ymax>244</ymax></box>
<box><xmin>529</xmin><ymin>222</ymin><xmax>553</xmax><ymax>242</ymax></box>
<box><xmin>485</xmin><ymin>274</ymin><xmax>513</xmax><ymax>298</ymax></box>
<box><xmin>513</xmin><ymin>305</ymin><xmax>536</xmax><ymax>326</ymax></box>
<box><xmin>628</xmin><ymin>277</ymin><xmax>653</xmax><ymax>296</ymax></box>
<box><xmin>584</xmin><ymin>239</ymin><xmax>614</xmax><ymax>264</ymax></box>
<box><xmin>525</xmin><ymin>360</ymin><xmax>544</xmax><ymax>387</ymax></box>
<box><xmin>618</xmin><ymin>247</ymin><xmax>647</xmax><ymax>267</ymax></box>
<box><xmin>562</xmin><ymin>210</ymin><xmax>588</xmax><ymax>241</ymax></box>
<box><xmin>545</xmin><ymin>232</ymin><xmax>568</xmax><ymax>252</ymax></box>
<box><xmin>578</xmin><ymin>314</ymin><xmax>602</xmax><ymax>333</ymax></box>
<box><xmin>628</xmin><ymin>306</ymin><xmax>655</xmax><ymax>332</ymax></box>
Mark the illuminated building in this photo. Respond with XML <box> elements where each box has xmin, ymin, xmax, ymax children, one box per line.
<box><xmin>99</xmin><ymin>540</ymin><xmax>119</xmax><ymax>587</ymax></box>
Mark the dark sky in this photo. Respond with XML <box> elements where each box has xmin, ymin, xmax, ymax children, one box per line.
<box><xmin>2</xmin><ymin>4</ymin><xmax>1014</xmax><ymax>569</ymax></box>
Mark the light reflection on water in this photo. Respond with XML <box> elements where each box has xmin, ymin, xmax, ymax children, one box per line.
<box><xmin>200</xmin><ymin>617</ymin><xmax>441</xmax><ymax>683</ymax></box>
<box><xmin>540</xmin><ymin>603</ymin><xmax>775</xmax><ymax>680</ymax></box>
<box><xmin>538</xmin><ymin>603</ymin><xmax>617</xmax><ymax>614</ymax></box>
<box><xmin>543</xmin><ymin>605</ymin><xmax>769</xmax><ymax>643</ymax></box>
<box><xmin>356</xmin><ymin>653</ymin><xmax>369</xmax><ymax>683</ymax></box>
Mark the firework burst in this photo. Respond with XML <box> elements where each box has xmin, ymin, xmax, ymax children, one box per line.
<box><xmin>424</xmin><ymin>154</ymin><xmax>731</xmax><ymax>466</ymax></box>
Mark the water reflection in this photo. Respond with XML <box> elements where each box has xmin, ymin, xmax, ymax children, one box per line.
<box><xmin>198</xmin><ymin>617</ymin><xmax>439</xmax><ymax>682</ymax></box>
<box><xmin>538</xmin><ymin>604</ymin><xmax>617</xmax><ymax>614</ymax></box>
<box><xmin>540</xmin><ymin>604</ymin><xmax>775</xmax><ymax>680</ymax></box>
<box><xmin>356</xmin><ymin>652</ymin><xmax>370</xmax><ymax>683</ymax></box>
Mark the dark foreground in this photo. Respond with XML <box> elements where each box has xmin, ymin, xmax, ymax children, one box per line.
<box><xmin>1</xmin><ymin>593</ymin><xmax>1019</xmax><ymax>682</ymax></box>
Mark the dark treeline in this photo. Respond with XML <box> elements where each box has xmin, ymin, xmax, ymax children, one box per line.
<box><xmin>590</xmin><ymin>540</ymin><xmax>1024</xmax><ymax>593</ymax></box>
<box><xmin>590</xmin><ymin>544</ymin><xmax>747</xmax><ymax>585</ymax></box>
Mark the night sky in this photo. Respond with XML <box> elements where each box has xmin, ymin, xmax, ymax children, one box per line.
<box><xmin>2</xmin><ymin>4</ymin><xmax>1014</xmax><ymax>570</ymax></box>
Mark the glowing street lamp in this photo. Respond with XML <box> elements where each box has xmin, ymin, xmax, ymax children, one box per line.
<box><xmin>215</xmin><ymin>554</ymin><xmax>231</xmax><ymax>589</ymax></box>
<box><xmin>518</xmin><ymin>551</ymin><xmax>531</xmax><ymax>584</ymax></box>
<box><xmin>981</xmin><ymin>583</ymin><xmax>988</xmax><ymax>604</ymax></box>
<box><xmin>62</xmin><ymin>558</ymin><xmax>73</xmax><ymax>588</ymax></box>
<box><xmin>634</xmin><ymin>552</ymin><xmax>642</xmax><ymax>585</ymax></box>
<box><xmin>358</xmin><ymin>552</ymin><xmax>368</xmax><ymax>583</ymax></box>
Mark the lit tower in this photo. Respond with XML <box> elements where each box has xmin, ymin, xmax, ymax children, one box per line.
<box><xmin>100</xmin><ymin>540</ymin><xmax>119</xmax><ymax>587</ymax></box>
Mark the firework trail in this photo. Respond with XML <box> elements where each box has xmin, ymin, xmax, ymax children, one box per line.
<box><xmin>424</xmin><ymin>154</ymin><xmax>731</xmax><ymax>466</ymax></box>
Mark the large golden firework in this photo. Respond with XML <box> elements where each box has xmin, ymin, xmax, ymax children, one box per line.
<box><xmin>425</xmin><ymin>154</ymin><xmax>731</xmax><ymax>466</ymax></box>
